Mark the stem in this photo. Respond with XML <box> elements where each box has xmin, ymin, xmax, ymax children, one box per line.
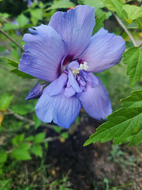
<box><xmin>0</xmin><ymin>28</ymin><xmax>24</xmax><ymax>52</ymax></box>
<box><xmin>112</xmin><ymin>12</ymin><xmax>137</xmax><ymax>47</ymax></box>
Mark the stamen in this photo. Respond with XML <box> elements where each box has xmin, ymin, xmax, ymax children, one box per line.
<box><xmin>71</xmin><ymin>62</ymin><xmax>89</xmax><ymax>76</ymax></box>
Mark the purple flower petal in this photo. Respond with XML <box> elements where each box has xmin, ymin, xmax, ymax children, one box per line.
<box><xmin>26</xmin><ymin>80</ymin><xmax>46</xmax><ymax>100</ymax></box>
<box><xmin>79</xmin><ymin>76</ymin><xmax>112</xmax><ymax>120</ymax></box>
<box><xmin>19</xmin><ymin>25</ymin><xmax>68</xmax><ymax>82</ymax></box>
<box><xmin>49</xmin><ymin>5</ymin><xmax>95</xmax><ymax>60</ymax></box>
<box><xmin>46</xmin><ymin>72</ymin><xmax>68</xmax><ymax>96</ymax></box>
<box><xmin>35</xmin><ymin>88</ymin><xmax>81</xmax><ymax>129</ymax></box>
<box><xmin>78</xmin><ymin>28</ymin><xmax>125</xmax><ymax>73</ymax></box>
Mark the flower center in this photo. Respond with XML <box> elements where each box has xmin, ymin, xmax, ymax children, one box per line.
<box><xmin>71</xmin><ymin>62</ymin><xmax>89</xmax><ymax>76</ymax></box>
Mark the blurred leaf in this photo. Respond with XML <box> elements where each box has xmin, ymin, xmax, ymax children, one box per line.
<box><xmin>0</xmin><ymin>151</ymin><xmax>7</xmax><ymax>163</ymax></box>
<box><xmin>0</xmin><ymin>93</ymin><xmax>14</xmax><ymax>110</ymax></box>
<box><xmin>44</xmin><ymin>142</ymin><xmax>48</xmax><ymax>149</ymax></box>
<box><xmin>12</xmin><ymin>133</ymin><xmax>25</xmax><ymax>145</ymax></box>
<box><xmin>1</xmin><ymin>57</ymin><xmax>18</xmax><ymax>67</ymax></box>
<box><xmin>33</xmin><ymin>113</ymin><xmax>42</xmax><ymax>129</ymax></box>
<box><xmin>46</xmin><ymin>1</ymin><xmax>75</xmax><ymax>11</ymax></box>
<box><xmin>53</xmin><ymin>126</ymin><xmax>61</xmax><ymax>133</ymax></box>
<box><xmin>10</xmin><ymin>69</ymin><xmax>35</xmax><ymax>79</ymax></box>
<box><xmin>122</xmin><ymin>5</ymin><xmax>142</xmax><ymax>24</ymax></box>
<box><xmin>34</xmin><ymin>132</ymin><xmax>46</xmax><ymax>143</ymax></box>
<box><xmin>123</xmin><ymin>47</ymin><xmax>142</xmax><ymax>86</ymax></box>
<box><xmin>84</xmin><ymin>90</ymin><xmax>142</xmax><ymax>147</ymax></box>
<box><xmin>11</xmin><ymin>105</ymin><xmax>30</xmax><ymax>115</ymax></box>
<box><xmin>93</xmin><ymin>13</ymin><xmax>105</xmax><ymax>34</ymax></box>
<box><xmin>0</xmin><ymin>179</ymin><xmax>11</xmax><ymax>190</ymax></box>
<box><xmin>83</xmin><ymin>0</ymin><xmax>104</xmax><ymax>11</ymax></box>
<box><xmin>137</xmin><ymin>17</ymin><xmax>142</xmax><ymax>30</ymax></box>
<box><xmin>0</xmin><ymin>46</ymin><xmax>6</xmax><ymax>52</ymax></box>
<box><xmin>3</xmin><ymin>23</ymin><xmax>19</xmax><ymax>31</ymax></box>
<box><xmin>75</xmin><ymin>116</ymin><xmax>80</xmax><ymax>123</ymax></box>
<box><xmin>103</xmin><ymin>0</ymin><xmax>124</xmax><ymax>17</ymax></box>
<box><xmin>61</xmin><ymin>132</ymin><xmax>69</xmax><ymax>139</ymax></box>
<box><xmin>127</xmin><ymin>20</ymin><xmax>138</xmax><ymax>29</ymax></box>
<box><xmin>16</xmin><ymin>14</ymin><xmax>28</xmax><ymax>27</ymax></box>
<box><xmin>77</xmin><ymin>0</ymin><xmax>84</xmax><ymax>5</ymax></box>
<box><xmin>12</xmin><ymin>149</ymin><xmax>31</xmax><ymax>160</ymax></box>
<box><xmin>30</xmin><ymin>9</ymin><xmax>43</xmax><ymax>25</ymax></box>
<box><xmin>31</xmin><ymin>144</ymin><xmax>42</xmax><ymax>157</ymax></box>
<box><xmin>25</xmin><ymin>135</ymin><xmax>34</xmax><ymax>141</ymax></box>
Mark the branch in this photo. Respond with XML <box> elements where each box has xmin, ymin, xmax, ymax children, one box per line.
<box><xmin>112</xmin><ymin>12</ymin><xmax>137</xmax><ymax>47</ymax></box>
<box><xmin>0</xmin><ymin>28</ymin><xmax>24</xmax><ymax>52</ymax></box>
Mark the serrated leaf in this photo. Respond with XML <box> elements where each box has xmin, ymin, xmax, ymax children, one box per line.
<box><xmin>123</xmin><ymin>47</ymin><xmax>142</xmax><ymax>86</ymax></box>
<box><xmin>122</xmin><ymin>5</ymin><xmax>142</xmax><ymax>24</ymax></box>
<box><xmin>31</xmin><ymin>144</ymin><xmax>42</xmax><ymax>157</ymax></box>
<box><xmin>0</xmin><ymin>93</ymin><xmax>14</xmax><ymax>110</ymax></box>
<box><xmin>34</xmin><ymin>132</ymin><xmax>46</xmax><ymax>143</ymax></box>
<box><xmin>0</xmin><ymin>151</ymin><xmax>7</xmax><ymax>163</ymax></box>
<box><xmin>1</xmin><ymin>57</ymin><xmax>18</xmax><ymax>67</ymax></box>
<box><xmin>83</xmin><ymin>0</ymin><xmax>104</xmax><ymax>11</ymax></box>
<box><xmin>46</xmin><ymin>1</ymin><xmax>75</xmax><ymax>11</ymax></box>
<box><xmin>16</xmin><ymin>14</ymin><xmax>28</xmax><ymax>28</ymax></box>
<box><xmin>84</xmin><ymin>90</ymin><xmax>142</xmax><ymax>147</ymax></box>
<box><xmin>93</xmin><ymin>13</ymin><xmax>105</xmax><ymax>34</ymax></box>
<box><xmin>10</xmin><ymin>69</ymin><xmax>35</xmax><ymax>79</ymax></box>
<box><xmin>103</xmin><ymin>0</ymin><xmax>124</xmax><ymax>18</ymax></box>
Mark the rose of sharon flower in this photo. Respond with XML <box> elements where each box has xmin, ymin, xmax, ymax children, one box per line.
<box><xmin>19</xmin><ymin>5</ymin><xmax>125</xmax><ymax>129</ymax></box>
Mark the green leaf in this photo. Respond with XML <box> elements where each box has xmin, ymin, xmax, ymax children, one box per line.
<box><xmin>33</xmin><ymin>113</ymin><xmax>42</xmax><ymax>129</ymax></box>
<box><xmin>25</xmin><ymin>135</ymin><xmax>34</xmax><ymax>141</ymax></box>
<box><xmin>10</xmin><ymin>69</ymin><xmax>35</xmax><ymax>79</ymax></box>
<box><xmin>16</xmin><ymin>14</ymin><xmax>28</xmax><ymax>28</ymax></box>
<box><xmin>123</xmin><ymin>47</ymin><xmax>142</xmax><ymax>86</ymax></box>
<box><xmin>0</xmin><ymin>46</ymin><xmax>6</xmax><ymax>52</ymax></box>
<box><xmin>46</xmin><ymin>1</ymin><xmax>75</xmax><ymax>11</ymax></box>
<box><xmin>0</xmin><ymin>93</ymin><xmax>14</xmax><ymax>110</ymax></box>
<box><xmin>12</xmin><ymin>133</ymin><xmax>25</xmax><ymax>145</ymax></box>
<box><xmin>3</xmin><ymin>23</ymin><xmax>19</xmax><ymax>31</ymax></box>
<box><xmin>84</xmin><ymin>90</ymin><xmax>142</xmax><ymax>147</ymax></box>
<box><xmin>103</xmin><ymin>0</ymin><xmax>124</xmax><ymax>18</ymax></box>
<box><xmin>137</xmin><ymin>17</ymin><xmax>142</xmax><ymax>30</ymax></box>
<box><xmin>83</xmin><ymin>0</ymin><xmax>104</xmax><ymax>11</ymax></box>
<box><xmin>30</xmin><ymin>9</ymin><xmax>43</xmax><ymax>25</ymax></box>
<box><xmin>77</xmin><ymin>0</ymin><xmax>84</xmax><ymax>5</ymax></box>
<box><xmin>0</xmin><ymin>151</ymin><xmax>7</xmax><ymax>163</ymax></box>
<box><xmin>31</xmin><ymin>144</ymin><xmax>43</xmax><ymax>157</ymax></box>
<box><xmin>61</xmin><ymin>132</ymin><xmax>69</xmax><ymax>139</ymax></box>
<box><xmin>1</xmin><ymin>57</ymin><xmax>18</xmax><ymax>67</ymax></box>
<box><xmin>11</xmin><ymin>105</ymin><xmax>30</xmax><ymax>115</ymax></box>
<box><xmin>34</xmin><ymin>132</ymin><xmax>46</xmax><ymax>143</ymax></box>
<box><xmin>122</xmin><ymin>5</ymin><xmax>142</xmax><ymax>24</ymax></box>
<box><xmin>53</xmin><ymin>126</ymin><xmax>61</xmax><ymax>133</ymax></box>
<box><xmin>93</xmin><ymin>13</ymin><xmax>105</xmax><ymax>34</ymax></box>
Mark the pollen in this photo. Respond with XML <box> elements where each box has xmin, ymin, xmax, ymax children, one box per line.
<box><xmin>71</xmin><ymin>62</ymin><xmax>89</xmax><ymax>76</ymax></box>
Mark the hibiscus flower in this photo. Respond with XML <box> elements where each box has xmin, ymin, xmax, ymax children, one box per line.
<box><xmin>19</xmin><ymin>5</ymin><xmax>125</xmax><ymax>129</ymax></box>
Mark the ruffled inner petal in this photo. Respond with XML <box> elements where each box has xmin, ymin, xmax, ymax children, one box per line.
<box><xmin>49</xmin><ymin>5</ymin><xmax>95</xmax><ymax>60</ymax></box>
<box><xmin>78</xmin><ymin>28</ymin><xmax>125</xmax><ymax>73</ymax></box>
<box><xmin>35</xmin><ymin>87</ymin><xmax>81</xmax><ymax>129</ymax></box>
<box><xmin>19</xmin><ymin>25</ymin><xmax>68</xmax><ymax>82</ymax></box>
<box><xmin>79</xmin><ymin>76</ymin><xmax>112</xmax><ymax>120</ymax></box>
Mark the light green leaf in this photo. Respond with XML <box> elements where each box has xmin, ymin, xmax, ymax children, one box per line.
<box><xmin>1</xmin><ymin>57</ymin><xmax>18</xmax><ymax>67</ymax></box>
<box><xmin>77</xmin><ymin>0</ymin><xmax>84</xmax><ymax>5</ymax></box>
<box><xmin>12</xmin><ymin>133</ymin><xmax>25</xmax><ymax>145</ymax></box>
<box><xmin>53</xmin><ymin>126</ymin><xmax>61</xmax><ymax>133</ymax></box>
<box><xmin>83</xmin><ymin>0</ymin><xmax>104</xmax><ymax>12</ymax></box>
<box><xmin>122</xmin><ymin>5</ymin><xmax>142</xmax><ymax>24</ymax></box>
<box><xmin>11</xmin><ymin>105</ymin><xmax>30</xmax><ymax>115</ymax></box>
<box><xmin>31</xmin><ymin>144</ymin><xmax>43</xmax><ymax>157</ymax></box>
<box><xmin>84</xmin><ymin>90</ymin><xmax>142</xmax><ymax>147</ymax></box>
<box><xmin>12</xmin><ymin>149</ymin><xmax>31</xmax><ymax>160</ymax></box>
<box><xmin>34</xmin><ymin>132</ymin><xmax>46</xmax><ymax>143</ymax></box>
<box><xmin>123</xmin><ymin>47</ymin><xmax>142</xmax><ymax>86</ymax></box>
<box><xmin>30</xmin><ymin>9</ymin><xmax>43</xmax><ymax>25</ymax></box>
<box><xmin>93</xmin><ymin>13</ymin><xmax>105</xmax><ymax>34</ymax></box>
<box><xmin>46</xmin><ymin>1</ymin><xmax>75</xmax><ymax>11</ymax></box>
<box><xmin>61</xmin><ymin>132</ymin><xmax>69</xmax><ymax>139</ymax></box>
<box><xmin>25</xmin><ymin>135</ymin><xmax>34</xmax><ymax>141</ymax></box>
<box><xmin>33</xmin><ymin>113</ymin><xmax>42</xmax><ymax>129</ymax></box>
<box><xmin>0</xmin><ymin>151</ymin><xmax>7</xmax><ymax>163</ymax></box>
<box><xmin>3</xmin><ymin>23</ymin><xmax>19</xmax><ymax>31</ymax></box>
<box><xmin>137</xmin><ymin>17</ymin><xmax>142</xmax><ymax>30</ymax></box>
<box><xmin>0</xmin><ymin>93</ymin><xmax>14</xmax><ymax>110</ymax></box>
<box><xmin>103</xmin><ymin>0</ymin><xmax>124</xmax><ymax>18</ymax></box>
<box><xmin>0</xmin><ymin>46</ymin><xmax>6</xmax><ymax>52</ymax></box>
<box><xmin>16</xmin><ymin>14</ymin><xmax>28</xmax><ymax>27</ymax></box>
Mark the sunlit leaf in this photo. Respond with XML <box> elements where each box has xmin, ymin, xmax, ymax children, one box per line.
<box><xmin>93</xmin><ymin>13</ymin><xmax>105</xmax><ymax>34</ymax></box>
<box><xmin>46</xmin><ymin>1</ymin><xmax>75</xmax><ymax>11</ymax></box>
<box><xmin>84</xmin><ymin>90</ymin><xmax>142</xmax><ymax>147</ymax></box>
<box><xmin>3</xmin><ymin>23</ymin><xmax>19</xmax><ymax>31</ymax></box>
<box><xmin>34</xmin><ymin>132</ymin><xmax>46</xmax><ymax>143</ymax></box>
<box><xmin>31</xmin><ymin>144</ymin><xmax>43</xmax><ymax>157</ymax></box>
<box><xmin>123</xmin><ymin>47</ymin><xmax>142</xmax><ymax>86</ymax></box>
<box><xmin>16</xmin><ymin>14</ymin><xmax>29</xmax><ymax>28</ymax></box>
<box><xmin>0</xmin><ymin>93</ymin><xmax>14</xmax><ymax>110</ymax></box>
<box><xmin>83</xmin><ymin>0</ymin><xmax>104</xmax><ymax>11</ymax></box>
<box><xmin>12</xmin><ymin>143</ymin><xmax>31</xmax><ymax>160</ymax></box>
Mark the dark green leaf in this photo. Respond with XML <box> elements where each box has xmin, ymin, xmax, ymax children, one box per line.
<box><xmin>46</xmin><ymin>1</ymin><xmax>75</xmax><ymax>11</ymax></box>
<box><xmin>10</xmin><ymin>69</ymin><xmax>35</xmax><ymax>79</ymax></box>
<box><xmin>77</xmin><ymin>0</ymin><xmax>84</xmax><ymax>5</ymax></box>
<box><xmin>137</xmin><ymin>17</ymin><xmax>142</xmax><ymax>30</ymax></box>
<box><xmin>84</xmin><ymin>90</ymin><xmax>142</xmax><ymax>147</ymax></box>
<box><xmin>53</xmin><ymin>126</ymin><xmax>61</xmax><ymax>133</ymax></box>
<box><xmin>123</xmin><ymin>47</ymin><xmax>142</xmax><ymax>86</ymax></box>
<box><xmin>61</xmin><ymin>132</ymin><xmax>69</xmax><ymax>139</ymax></box>
<box><xmin>1</xmin><ymin>57</ymin><xmax>18</xmax><ymax>67</ymax></box>
<box><xmin>0</xmin><ymin>93</ymin><xmax>14</xmax><ymax>110</ymax></box>
<box><xmin>31</xmin><ymin>144</ymin><xmax>43</xmax><ymax>157</ymax></box>
<box><xmin>0</xmin><ymin>151</ymin><xmax>7</xmax><ymax>163</ymax></box>
<box><xmin>0</xmin><ymin>46</ymin><xmax>6</xmax><ymax>52</ymax></box>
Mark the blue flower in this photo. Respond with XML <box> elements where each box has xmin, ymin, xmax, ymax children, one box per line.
<box><xmin>19</xmin><ymin>5</ymin><xmax>125</xmax><ymax>129</ymax></box>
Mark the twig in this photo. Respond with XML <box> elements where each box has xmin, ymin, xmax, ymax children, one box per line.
<box><xmin>112</xmin><ymin>12</ymin><xmax>137</xmax><ymax>47</ymax></box>
<box><xmin>0</xmin><ymin>28</ymin><xmax>24</xmax><ymax>52</ymax></box>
